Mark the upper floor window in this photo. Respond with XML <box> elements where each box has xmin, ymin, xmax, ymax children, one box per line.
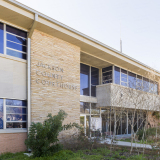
<box><xmin>80</xmin><ymin>63</ymin><xmax>99</xmax><ymax>97</ymax></box>
<box><xmin>114</xmin><ymin>66</ymin><xmax>159</xmax><ymax>95</ymax></box>
<box><xmin>102</xmin><ymin>66</ymin><xmax>112</xmax><ymax>84</ymax></box>
<box><xmin>0</xmin><ymin>22</ymin><xmax>27</xmax><ymax>60</ymax></box>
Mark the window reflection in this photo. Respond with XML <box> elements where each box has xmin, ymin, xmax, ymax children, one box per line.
<box><xmin>0</xmin><ymin>23</ymin><xmax>4</xmax><ymax>54</ymax></box>
<box><xmin>114</xmin><ymin>67</ymin><xmax>120</xmax><ymax>85</ymax></box>
<box><xmin>91</xmin><ymin>67</ymin><xmax>99</xmax><ymax>97</ymax></box>
<box><xmin>0</xmin><ymin>99</ymin><xmax>3</xmax><ymax>129</ymax></box>
<box><xmin>80</xmin><ymin>64</ymin><xmax>90</xmax><ymax>96</ymax></box>
<box><xmin>128</xmin><ymin>72</ymin><xmax>136</xmax><ymax>89</ymax></box>
<box><xmin>102</xmin><ymin>66</ymin><xmax>112</xmax><ymax>84</ymax></box>
<box><xmin>80</xmin><ymin>102</ymin><xmax>90</xmax><ymax>114</ymax></box>
<box><xmin>6</xmin><ymin>122</ymin><xmax>26</xmax><ymax>128</ymax></box>
<box><xmin>6</xmin><ymin>114</ymin><xmax>26</xmax><ymax>121</ymax></box>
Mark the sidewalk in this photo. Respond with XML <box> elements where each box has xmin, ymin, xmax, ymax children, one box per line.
<box><xmin>100</xmin><ymin>138</ymin><xmax>152</xmax><ymax>149</ymax></box>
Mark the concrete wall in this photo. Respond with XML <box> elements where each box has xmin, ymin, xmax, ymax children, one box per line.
<box><xmin>0</xmin><ymin>54</ymin><xmax>27</xmax><ymax>100</ymax></box>
<box><xmin>97</xmin><ymin>83</ymin><xmax>160</xmax><ymax>111</ymax></box>
<box><xmin>30</xmin><ymin>30</ymin><xmax>80</xmax><ymax>129</ymax></box>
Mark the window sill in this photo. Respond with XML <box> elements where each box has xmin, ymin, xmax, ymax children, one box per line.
<box><xmin>0</xmin><ymin>129</ymin><xmax>27</xmax><ymax>133</ymax></box>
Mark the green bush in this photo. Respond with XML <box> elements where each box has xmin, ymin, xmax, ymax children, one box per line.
<box><xmin>137</xmin><ymin>127</ymin><xmax>160</xmax><ymax>140</ymax></box>
<box><xmin>25</xmin><ymin>110</ymin><xmax>79</xmax><ymax>157</ymax></box>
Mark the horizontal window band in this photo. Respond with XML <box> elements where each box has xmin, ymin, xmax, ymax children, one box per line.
<box><xmin>7</xmin><ymin>41</ymin><xmax>27</xmax><ymax>52</ymax></box>
<box><xmin>7</xmin><ymin>39</ymin><xmax>26</xmax><ymax>47</ymax></box>
<box><xmin>6</xmin><ymin>121</ymin><xmax>27</xmax><ymax>123</ymax></box>
<box><xmin>6</xmin><ymin>47</ymin><xmax>26</xmax><ymax>54</ymax></box>
<box><xmin>6</xmin><ymin>32</ymin><xmax>27</xmax><ymax>40</ymax></box>
<box><xmin>6</xmin><ymin>106</ymin><xmax>27</xmax><ymax>108</ymax></box>
<box><xmin>6</xmin><ymin>49</ymin><xmax>26</xmax><ymax>60</ymax></box>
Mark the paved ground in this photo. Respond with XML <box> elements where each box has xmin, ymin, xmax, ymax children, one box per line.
<box><xmin>100</xmin><ymin>138</ymin><xmax>152</xmax><ymax>149</ymax></box>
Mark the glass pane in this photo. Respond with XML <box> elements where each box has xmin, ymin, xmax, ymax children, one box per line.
<box><xmin>6</xmin><ymin>99</ymin><xmax>27</xmax><ymax>106</ymax></box>
<box><xmin>121</xmin><ymin>82</ymin><xmax>127</xmax><ymax>87</ymax></box>
<box><xmin>121</xmin><ymin>73</ymin><xmax>127</xmax><ymax>79</ymax></box>
<box><xmin>7</xmin><ymin>49</ymin><xmax>26</xmax><ymax>59</ymax></box>
<box><xmin>6</xmin><ymin>107</ymin><xmax>26</xmax><ymax>114</ymax></box>
<box><xmin>154</xmin><ymin>82</ymin><xmax>158</xmax><ymax>95</ymax></box>
<box><xmin>7</xmin><ymin>33</ymin><xmax>26</xmax><ymax>45</ymax></box>
<box><xmin>128</xmin><ymin>72</ymin><xmax>136</xmax><ymax>89</ymax></box>
<box><xmin>7</xmin><ymin>41</ymin><xmax>26</xmax><ymax>52</ymax></box>
<box><xmin>102</xmin><ymin>66</ymin><xmax>112</xmax><ymax>72</ymax></box>
<box><xmin>6</xmin><ymin>114</ymin><xmax>26</xmax><ymax>121</ymax></box>
<box><xmin>80</xmin><ymin>102</ymin><xmax>90</xmax><ymax>114</ymax></box>
<box><xmin>6</xmin><ymin>122</ymin><xmax>26</xmax><ymax>128</ymax></box>
<box><xmin>80</xmin><ymin>63</ymin><xmax>90</xmax><ymax>96</ymax></box>
<box><xmin>91</xmin><ymin>103</ymin><xmax>99</xmax><ymax>114</ymax></box>
<box><xmin>121</xmin><ymin>77</ymin><xmax>127</xmax><ymax>82</ymax></box>
<box><xmin>137</xmin><ymin>76</ymin><xmax>143</xmax><ymax>90</ymax></box>
<box><xmin>114</xmin><ymin>66</ymin><xmax>120</xmax><ymax>85</ymax></box>
<box><xmin>149</xmin><ymin>80</ymin><xmax>154</xmax><ymax>93</ymax></box>
<box><xmin>121</xmin><ymin>69</ymin><xmax>127</xmax><ymax>74</ymax></box>
<box><xmin>102</xmin><ymin>67</ymin><xmax>112</xmax><ymax>84</ymax></box>
<box><xmin>143</xmin><ymin>78</ymin><xmax>149</xmax><ymax>92</ymax></box>
<box><xmin>6</xmin><ymin>25</ymin><xmax>27</xmax><ymax>38</ymax></box>
<box><xmin>91</xmin><ymin>67</ymin><xmax>99</xmax><ymax>97</ymax></box>
<box><xmin>0</xmin><ymin>23</ymin><xmax>4</xmax><ymax>54</ymax></box>
<box><xmin>0</xmin><ymin>99</ymin><xmax>3</xmax><ymax>129</ymax></box>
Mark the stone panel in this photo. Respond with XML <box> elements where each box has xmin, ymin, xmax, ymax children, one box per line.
<box><xmin>30</xmin><ymin>30</ymin><xmax>80</xmax><ymax>129</ymax></box>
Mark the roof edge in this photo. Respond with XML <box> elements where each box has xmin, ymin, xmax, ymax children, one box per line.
<box><xmin>4</xmin><ymin>0</ymin><xmax>160</xmax><ymax>75</ymax></box>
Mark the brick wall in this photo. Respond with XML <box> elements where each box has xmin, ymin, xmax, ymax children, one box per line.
<box><xmin>0</xmin><ymin>133</ymin><xmax>27</xmax><ymax>154</ymax></box>
<box><xmin>30</xmin><ymin>30</ymin><xmax>80</xmax><ymax>133</ymax></box>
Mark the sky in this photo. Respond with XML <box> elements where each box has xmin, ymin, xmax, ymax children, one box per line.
<box><xmin>17</xmin><ymin>0</ymin><xmax>160</xmax><ymax>71</ymax></box>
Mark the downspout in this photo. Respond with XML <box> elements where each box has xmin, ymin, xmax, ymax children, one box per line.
<box><xmin>27</xmin><ymin>13</ymin><xmax>38</xmax><ymax>134</ymax></box>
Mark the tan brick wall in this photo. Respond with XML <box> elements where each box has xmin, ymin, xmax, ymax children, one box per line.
<box><xmin>30</xmin><ymin>30</ymin><xmax>80</xmax><ymax>130</ymax></box>
<box><xmin>0</xmin><ymin>133</ymin><xmax>27</xmax><ymax>154</ymax></box>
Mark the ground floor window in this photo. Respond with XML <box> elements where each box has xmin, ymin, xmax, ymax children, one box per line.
<box><xmin>0</xmin><ymin>99</ymin><xmax>27</xmax><ymax>129</ymax></box>
<box><xmin>80</xmin><ymin>104</ymin><xmax>147</xmax><ymax>137</ymax></box>
<box><xmin>80</xmin><ymin>102</ymin><xmax>101</xmax><ymax>137</ymax></box>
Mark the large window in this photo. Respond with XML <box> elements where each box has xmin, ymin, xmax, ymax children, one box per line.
<box><xmin>0</xmin><ymin>23</ymin><xmax>4</xmax><ymax>54</ymax></box>
<box><xmin>91</xmin><ymin>67</ymin><xmax>99</xmax><ymax>97</ymax></box>
<box><xmin>0</xmin><ymin>22</ymin><xmax>27</xmax><ymax>60</ymax></box>
<box><xmin>80</xmin><ymin>63</ymin><xmax>99</xmax><ymax>97</ymax></box>
<box><xmin>102</xmin><ymin>66</ymin><xmax>112</xmax><ymax>84</ymax></box>
<box><xmin>0</xmin><ymin>99</ymin><xmax>27</xmax><ymax>129</ymax></box>
<box><xmin>114</xmin><ymin>66</ymin><xmax>159</xmax><ymax>95</ymax></box>
<box><xmin>80</xmin><ymin>64</ymin><xmax>90</xmax><ymax>96</ymax></box>
<box><xmin>0</xmin><ymin>99</ymin><xmax>3</xmax><ymax>129</ymax></box>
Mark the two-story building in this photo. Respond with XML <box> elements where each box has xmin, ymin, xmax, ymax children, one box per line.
<box><xmin>0</xmin><ymin>0</ymin><xmax>160</xmax><ymax>153</ymax></box>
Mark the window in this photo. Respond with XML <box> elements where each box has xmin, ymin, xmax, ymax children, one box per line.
<box><xmin>0</xmin><ymin>23</ymin><xmax>4</xmax><ymax>54</ymax></box>
<box><xmin>80</xmin><ymin>63</ymin><xmax>99</xmax><ymax>97</ymax></box>
<box><xmin>80</xmin><ymin>64</ymin><xmax>90</xmax><ymax>96</ymax></box>
<box><xmin>0</xmin><ymin>99</ymin><xmax>27</xmax><ymax>129</ymax></box>
<box><xmin>128</xmin><ymin>72</ymin><xmax>136</xmax><ymax>89</ymax></box>
<box><xmin>121</xmin><ymin>69</ymin><xmax>127</xmax><ymax>87</ymax></box>
<box><xmin>136</xmin><ymin>75</ymin><xmax>143</xmax><ymax>91</ymax></box>
<box><xmin>0</xmin><ymin>99</ymin><xmax>3</xmax><ymax>129</ymax></box>
<box><xmin>143</xmin><ymin>78</ymin><xmax>149</xmax><ymax>92</ymax></box>
<box><xmin>114</xmin><ymin>66</ymin><xmax>120</xmax><ymax>85</ymax></box>
<box><xmin>114</xmin><ymin>66</ymin><xmax>158</xmax><ymax>95</ymax></box>
<box><xmin>91</xmin><ymin>67</ymin><xmax>99</xmax><ymax>97</ymax></box>
<box><xmin>0</xmin><ymin>22</ymin><xmax>27</xmax><ymax>60</ymax></box>
<box><xmin>80</xmin><ymin>102</ymin><xmax>90</xmax><ymax>114</ymax></box>
<box><xmin>102</xmin><ymin>66</ymin><xmax>112</xmax><ymax>84</ymax></box>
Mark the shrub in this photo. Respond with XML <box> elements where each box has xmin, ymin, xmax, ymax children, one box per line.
<box><xmin>25</xmin><ymin>110</ymin><xmax>79</xmax><ymax>157</ymax></box>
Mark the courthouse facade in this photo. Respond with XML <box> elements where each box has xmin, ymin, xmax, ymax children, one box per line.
<box><xmin>0</xmin><ymin>0</ymin><xmax>160</xmax><ymax>153</ymax></box>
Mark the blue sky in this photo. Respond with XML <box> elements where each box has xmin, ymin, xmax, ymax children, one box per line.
<box><xmin>17</xmin><ymin>0</ymin><xmax>160</xmax><ymax>71</ymax></box>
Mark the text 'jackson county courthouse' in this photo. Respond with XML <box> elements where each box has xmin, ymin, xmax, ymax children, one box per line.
<box><xmin>0</xmin><ymin>0</ymin><xmax>160</xmax><ymax>154</ymax></box>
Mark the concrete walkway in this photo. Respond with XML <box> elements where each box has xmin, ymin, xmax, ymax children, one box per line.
<box><xmin>100</xmin><ymin>138</ymin><xmax>152</xmax><ymax>149</ymax></box>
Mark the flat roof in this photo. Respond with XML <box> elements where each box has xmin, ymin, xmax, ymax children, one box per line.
<box><xmin>1</xmin><ymin>0</ymin><xmax>160</xmax><ymax>77</ymax></box>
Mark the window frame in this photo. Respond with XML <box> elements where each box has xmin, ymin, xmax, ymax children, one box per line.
<box><xmin>0</xmin><ymin>22</ymin><xmax>27</xmax><ymax>60</ymax></box>
<box><xmin>0</xmin><ymin>98</ymin><xmax>27</xmax><ymax>132</ymax></box>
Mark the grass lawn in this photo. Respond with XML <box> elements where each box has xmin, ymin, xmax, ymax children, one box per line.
<box><xmin>0</xmin><ymin>148</ymin><xmax>157</xmax><ymax>160</ymax></box>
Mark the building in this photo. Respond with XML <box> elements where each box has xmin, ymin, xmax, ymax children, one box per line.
<box><xmin>0</xmin><ymin>0</ymin><xmax>160</xmax><ymax>154</ymax></box>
